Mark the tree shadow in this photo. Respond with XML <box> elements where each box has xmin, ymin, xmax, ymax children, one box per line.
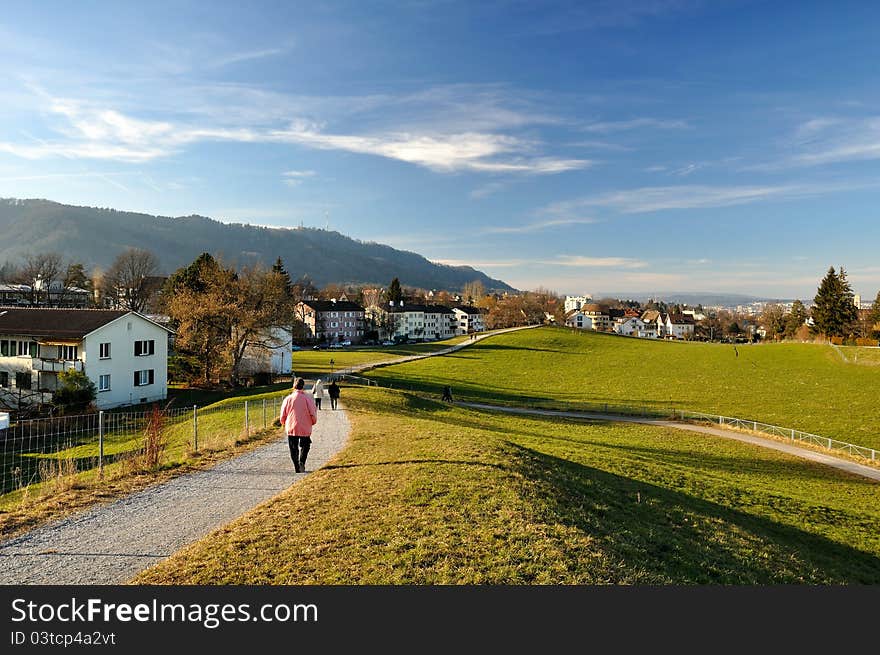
<box><xmin>505</xmin><ymin>443</ymin><xmax>880</xmax><ymax>583</ymax></box>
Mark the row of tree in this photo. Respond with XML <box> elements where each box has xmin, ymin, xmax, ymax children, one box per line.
<box><xmin>0</xmin><ymin>249</ymin><xmax>162</xmax><ymax>312</ymax></box>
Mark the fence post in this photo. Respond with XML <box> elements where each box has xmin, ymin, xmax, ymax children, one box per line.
<box><xmin>98</xmin><ymin>410</ymin><xmax>104</xmax><ymax>476</ymax></box>
<box><xmin>245</xmin><ymin>400</ymin><xmax>250</xmax><ymax>435</ymax></box>
<box><xmin>193</xmin><ymin>405</ymin><xmax>198</xmax><ymax>452</ymax></box>
<box><xmin>790</xmin><ymin>428</ymin><xmax>794</xmax><ymax>441</ymax></box>
<box><xmin>262</xmin><ymin>399</ymin><xmax>267</xmax><ymax>429</ymax></box>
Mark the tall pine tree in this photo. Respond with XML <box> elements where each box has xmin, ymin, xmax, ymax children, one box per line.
<box><xmin>812</xmin><ymin>266</ymin><xmax>858</xmax><ymax>337</ymax></box>
<box><xmin>387</xmin><ymin>277</ymin><xmax>403</xmax><ymax>304</ymax></box>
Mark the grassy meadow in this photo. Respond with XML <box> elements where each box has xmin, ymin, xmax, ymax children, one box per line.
<box><xmin>135</xmin><ymin>386</ymin><xmax>880</xmax><ymax>584</ymax></box>
<box><xmin>289</xmin><ymin>335</ymin><xmax>469</xmax><ymax>377</ymax></box>
<box><xmin>364</xmin><ymin>327</ymin><xmax>880</xmax><ymax>450</ymax></box>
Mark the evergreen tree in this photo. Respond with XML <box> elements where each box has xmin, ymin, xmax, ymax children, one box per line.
<box><xmin>812</xmin><ymin>266</ymin><xmax>859</xmax><ymax>337</ymax></box>
<box><xmin>869</xmin><ymin>290</ymin><xmax>880</xmax><ymax>338</ymax></box>
<box><xmin>272</xmin><ymin>256</ymin><xmax>293</xmax><ymax>295</ymax></box>
<box><xmin>785</xmin><ymin>300</ymin><xmax>808</xmax><ymax>338</ymax></box>
<box><xmin>387</xmin><ymin>277</ymin><xmax>404</xmax><ymax>304</ymax></box>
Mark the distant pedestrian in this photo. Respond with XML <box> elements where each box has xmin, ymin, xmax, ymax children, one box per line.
<box><xmin>442</xmin><ymin>385</ymin><xmax>453</xmax><ymax>402</ymax></box>
<box><xmin>312</xmin><ymin>378</ymin><xmax>326</xmax><ymax>410</ymax></box>
<box><xmin>279</xmin><ymin>377</ymin><xmax>318</xmax><ymax>473</ymax></box>
<box><xmin>328</xmin><ymin>380</ymin><xmax>341</xmax><ymax>410</ymax></box>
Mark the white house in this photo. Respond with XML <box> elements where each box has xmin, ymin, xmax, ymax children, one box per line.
<box><xmin>452</xmin><ymin>305</ymin><xmax>486</xmax><ymax>335</ymax></box>
<box><xmin>0</xmin><ymin>308</ymin><xmax>173</xmax><ymax>410</ymax></box>
<box><xmin>662</xmin><ymin>313</ymin><xmax>696</xmax><ymax>340</ymax></box>
<box><xmin>614</xmin><ymin>316</ymin><xmax>658</xmax><ymax>338</ymax></box>
<box><xmin>564</xmin><ymin>295</ymin><xmax>592</xmax><ymax>313</ymax></box>
<box><xmin>565</xmin><ymin>309</ymin><xmax>595</xmax><ymax>331</ymax></box>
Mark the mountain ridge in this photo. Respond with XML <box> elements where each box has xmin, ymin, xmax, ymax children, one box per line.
<box><xmin>0</xmin><ymin>198</ymin><xmax>514</xmax><ymax>292</ymax></box>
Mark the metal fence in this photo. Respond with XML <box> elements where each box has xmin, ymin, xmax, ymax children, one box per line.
<box><xmin>341</xmin><ymin>372</ymin><xmax>880</xmax><ymax>466</ymax></box>
<box><xmin>0</xmin><ymin>393</ymin><xmax>290</xmax><ymax>498</ymax></box>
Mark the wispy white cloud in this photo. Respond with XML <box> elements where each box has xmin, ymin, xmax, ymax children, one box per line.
<box><xmin>281</xmin><ymin>169</ymin><xmax>316</xmax><ymax>187</ymax></box>
<box><xmin>481</xmin><ymin>218</ymin><xmax>597</xmax><ymax>234</ymax></box>
<box><xmin>433</xmin><ymin>255</ymin><xmax>647</xmax><ymax>269</ymax></box>
<box><xmin>566</xmin><ymin>140</ymin><xmax>634</xmax><ymax>152</ymax></box>
<box><xmin>555</xmin><ymin>255</ymin><xmax>647</xmax><ymax>268</ymax></box>
<box><xmin>469</xmin><ymin>181</ymin><xmax>508</xmax><ymax>199</ymax></box>
<box><xmin>539</xmin><ymin>182</ymin><xmax>860</xmax><ymax>215</ymax></box>
<box><xmin>750</xmin><ymin>116</ymin><xmax>880</xmax><ymax>170</ymax></box>
<box><xmin>3</xmin><ymin>86</ymin><xmax>590</xmax><ymax>175</ymax></box>
<box><xmin>210</xmin><ymin>45</ymin><xmax>292</xmax><ymax>69</ymax></box>
<box><xmin>582</xmin><ymin>118</ymin><xmax>688</xmax><ymax>133</ymax></box>
<box><xmin>271</xmin><ymin>122</ymin><xmax>591</xmax><ymax>174</ymax></box>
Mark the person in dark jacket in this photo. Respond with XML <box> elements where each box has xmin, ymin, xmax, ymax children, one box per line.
<box><xmin>328</xmin><ymin>380</ymin><xmax>341</xmax><ymax>410</ymax></box>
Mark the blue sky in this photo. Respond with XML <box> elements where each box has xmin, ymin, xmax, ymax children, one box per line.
<box><xmin>1</xmin><ymin>0</ymin><xmax>879</xmax><ymax>299</ymax></box>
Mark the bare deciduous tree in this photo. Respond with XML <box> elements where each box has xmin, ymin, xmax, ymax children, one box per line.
<box><xmin>18</xmin><ymin>252</ymin><xmax>63</xmax><ymax>305</ymax></box>
<box><xmin>101</xmin><ymin>248</ymin><xmax>160</xmax><ymax>312</ymax></box>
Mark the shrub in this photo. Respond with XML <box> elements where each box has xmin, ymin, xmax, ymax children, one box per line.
<box><xmin>855</xmin><ymin>337</ymin><xmax>879</xmax><ymax>347</ymax></box>
<box><xmin>52</xmin><ymin>369</ymin><xmax>97</xmax><ymax>414</ymax></box>
<box><xmin>830</xmin><ymin>336</ymin><xmax>844</xmax><ymax>345</ymax></box>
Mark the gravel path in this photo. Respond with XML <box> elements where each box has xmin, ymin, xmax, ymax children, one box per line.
<box><xmin>0</xmin><ymin>326</ymin><xmax>530</xmax><ymax>585</ymax></box>
<box><xmin>459</xmin><ymin>402</ymin><xmax>880</xmax><ymax>482</ymax></box>
<box><xmin>0</xmin><ymin>400</ymin><xmax>350</xmax><ymax>584</ymax></box>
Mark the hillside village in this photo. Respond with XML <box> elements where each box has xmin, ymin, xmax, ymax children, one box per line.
<box><xmin>2</xmin><ymin>246</ymin><xmax>879</xmax><ymax>421</ymax></box>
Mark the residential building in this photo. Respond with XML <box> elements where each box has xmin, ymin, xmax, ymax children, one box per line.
<box><xmin>564</xmin><ymin>295</ymin><xmax>592</xmax><ymax>313</ymax></box>
<box><xmin>424</xmin><ymin>305</ymin><xmax>456</xmax><ymax>340</ymax></box>
<box><xmin>452</xmin><ymin>305</ymin><xmax>486</xmax><ymax>335</ymax></box>
<box><xmin>662</xmin><ymin>313</ymin><xmax>696</xmax><ymax>339</ymax></box>
<box><xmin>614</xmin><ymin>316</ymin><xmax>657</xmax><ymax>338</ymax></box>
<box><xmin>295</xmin><ymin>299</ymin><xmax>365</xmax><ymax>344</ymax></box>
<box><xmin>581</xmin><ymin>304</ymin><xmax>611</xmax><ymax>331</ymax></box>
<box><xmin>0</xmin><ymin>308</ymin><xmax>173</xmax><ymax>410</ymax></box>
<box><xmin>564</xmin><ymin>309</ymin><xmax>595</xmax><ymax>331</ymax></box>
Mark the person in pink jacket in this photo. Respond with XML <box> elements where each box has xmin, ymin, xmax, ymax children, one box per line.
<box><xmin>279</xmin><ymin>377</ymin><xmax>318</xmax><ymax>473</ymax></box>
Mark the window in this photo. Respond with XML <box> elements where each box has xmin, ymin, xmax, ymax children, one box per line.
<box><xmin>15</xmin><ymin>372</ymin><xmax>31</xmax><ymax>389</ymax></box>
<box><xmin>99</xmin><ymin>342</ymin><xmax>111</xmax><ymax>359</ymax></box>
<box><xmin>18</xmin><ymin>341</ymin><xmax>36</xmax><ymax>357</ymax></box>
<box><xmin>0</xmin><ymin>340</ymin><xmax>7</xmax><ymax>356</ymax></box>
<box><xmin>99</xmin><ymin>374</ymin><xmax>111</xmax><ymax>392</ymax></box>
<box><xmin>134</xmin><ymin>369</ymin><xmax>155</xmax><ymax>386</ymax></box>
<box><xmin>60</xmin><ymin>345</ymin><xmax>78</xmax><ymax>360</ymax></box>
<box><xmin>134</xmin><ymin>339</ymin><xmax>155</xmax><ymax>356</ymax></box>
<box><xmin>0</xmin><ymin>371</ymin><xmax>7</xmax><ymax>387</ymax></box>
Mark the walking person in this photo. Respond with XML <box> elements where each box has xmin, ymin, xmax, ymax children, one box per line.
<box><xmin>328</xmin><ymin>379</ymin><xmax>341</xmax><ymax>410</ymax></box>
<box><xmin>441</xmin><ymin>385</ymin><xmax>453</xmax><ymax>402</ymax></box>
<box><xmin>312</xmin><ymin>377</ymin><xmax>325</xmax><ymax>410</ymax></box>
<box><xmin>279</xmin><ymin>377</ymin><xmax>318</xmax><ymax>473</ymax></box>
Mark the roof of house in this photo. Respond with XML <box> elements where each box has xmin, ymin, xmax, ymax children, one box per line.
<box><xmin>299</xmin><ymin>300</ymin><xmax>364</xmax><ymax>312</ymax></box>
<box><xmin>641</xmin><ymin>310</ymin><xmax>661</xmax><ymax>322</ymax></box>
<box><xmin>667</xmin><ymin>313</ymin><xmax>696</xmax><ymax>325</ymax></box>
<box><xmin>582</xmin><ymin>303</ymin><xmax>607</xmax><ymax>313</ymax></box>
<box><xmin>0</xmin><ymin>308</ymin><xmax>131</xmax><ymax>339</ymax></box>
<box><xmin>425</xmin><ymin>304</ymin><xmax>455</xmax><ymax>314</ymax></box>
<box><xmin>452</xmin><ymin>305</ymin><xmax>484</xmax><ymax>314</ymax></box>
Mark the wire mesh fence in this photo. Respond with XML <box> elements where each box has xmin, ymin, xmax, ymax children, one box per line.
<box><xmin>0</xmin><ymin>393</ymin><xmax>290</xmax><ymax>500</ymax></box>
<box><xmin>349</xmin><ymin>374</ymin><xmax>880</xmax><ymax>466</ymax></box>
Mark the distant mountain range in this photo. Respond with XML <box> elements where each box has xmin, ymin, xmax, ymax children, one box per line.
<box><xmin>594</xmin><ymin>291</ymin><xmax>796</xmax><ymax>306</ymax></box>
<box><xmin>0</xmin><ymin>198</ymin><xmax>513</xmax><ymax>292</ymax></box>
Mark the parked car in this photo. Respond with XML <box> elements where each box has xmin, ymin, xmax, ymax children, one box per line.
<box><xmin>329</xmin><ymin>343</ymin><xmax>344</xmax><ymax>349</ymax></box>
<box><xmin>339</xmin><ymin>340</ymin><xmax>352</xmax><ymax>347</ymax></box>
<box><xmin>381</xmin><ymin>340</ymin><xmax>395</xmax><ymax>346</ymax></box>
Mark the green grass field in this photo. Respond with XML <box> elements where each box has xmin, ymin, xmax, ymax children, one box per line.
<box><xmin>134</xmin><ymin>386</ymin><xmax>880</xmax><ymax>584</ymax></box>
<box><xmin>288</xmin><ymin>336</ymin><xmax>469</xmax><ymax>376</ymax></box>
<box><xmin>364</xmin><ymin>327</ymin><xmax>880</xmax><ymax>450</ymax></box>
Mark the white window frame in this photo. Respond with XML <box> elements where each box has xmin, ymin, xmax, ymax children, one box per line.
<box><xmin>99</xmin><ymin>342</ymin><xmax>111</xmax><ymax>359</ymax></box>
<box><xmin>99</xmin><ymin>374</ymin><xmax>111</xmax><ymax>392</ymax></box>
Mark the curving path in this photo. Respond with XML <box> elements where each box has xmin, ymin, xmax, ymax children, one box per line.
<box><xmin>0</xmin><ymin>397</ymin><xmax>350</xmax><ymax>584</ymax></box>
<box><xmin>0</xmin><ymin>326</ymin><xmax>525</xmax><ymax>584</ymax></box>
<box><xmin>458</xmin><ymin>402</ymin><xmax>880</xmax><ymax>482</ymax></box>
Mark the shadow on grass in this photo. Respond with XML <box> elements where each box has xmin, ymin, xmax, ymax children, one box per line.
<box><xmin>505</xmin><ymin>442</ymin><xmax>880</xmax><ymax>583</ymax></box>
